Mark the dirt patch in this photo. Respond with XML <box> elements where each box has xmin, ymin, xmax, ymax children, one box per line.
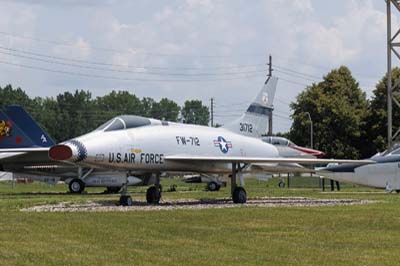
<box><xmin>20</xmin><ymin>197</ymin><xmax>378</xmax><ymax>212</ymax></box>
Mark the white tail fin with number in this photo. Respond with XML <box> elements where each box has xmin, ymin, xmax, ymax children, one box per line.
<box><xmin>223</xmin><ymin>76</ymin><xmax>278</xmax><ymax>138</ymax></box>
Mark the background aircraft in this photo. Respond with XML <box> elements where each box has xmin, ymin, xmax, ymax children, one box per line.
<box><xmin>319</xmin><ymin>146</ymin><xmax>400</xmax><ymax>192</ymax></box>
<box><xmin>262</xmin><ymin>136</ymin><xmax>325</xmax><ymax>158</ymax></box>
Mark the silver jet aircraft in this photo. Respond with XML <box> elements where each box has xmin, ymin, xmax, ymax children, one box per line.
<box><xmin>319</xmin><ymin>145</ymin><xmax>400</xmax><ymax>192</ymax></box>
<box><xmin>0</xmin><ymin>77</ymin><xmax>370</xmax><ymax>205</ymax></box>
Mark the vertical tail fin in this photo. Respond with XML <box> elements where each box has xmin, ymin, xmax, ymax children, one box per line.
<box><xmin>223</xmin><ymin>76</ymin><xmax>278</xmax><ymax>138</ymax></box>
<box><xmin>0</xmin><ymin>106</ymin><xmax>54</xmax><ymax>148</ymax></box>
<box><xmin>0</xmin><ymin>109</ymin><xmax>36</xmax><ymax>148</ymax></box>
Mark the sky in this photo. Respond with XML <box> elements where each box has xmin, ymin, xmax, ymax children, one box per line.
<box><xmin>0</xmin><ymin>0</ymin><xmax>396</xmax><ymax>132</ymax></box>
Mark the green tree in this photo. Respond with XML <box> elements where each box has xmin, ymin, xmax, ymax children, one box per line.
<box><xmin>181</xmin><ymin>100</ymin><xmax>210</xmax><ymax>125</ymax></box>
<box><xmin>141</xmin><ymin>97</ymin><xmax>156</xmax><ymax>118</ymax></box>
<box><xmin>0</xmin><ymin>84</ymin><xmax>33</xmax><ymax>108</ymax></box>
<box><xmin>95</xmin><ymin>90</ymin><xmax>143</xmax><ymax>125</ymax></box>
<box><xmin>55</xmin><ymin>90</ymin><xmax>95</xmax><ymax>141</ymax></box>
<box><xmin>96</xmin><ymin>91</ymin><xmax>142</xmax><ymax>115</ymax></box>
<box><xmin>30</xmin><ymin>97</ymin><xmax>59</xmax><ymax>142</ymax></box>
<box><xmin>150</xmin><ymin>98</ymin><xmax>180</xmax><ymax>121</ymax></box>
<box><xmin>365</xmin><ymin>67</ymin><xmax>400</xmax><ymax>155</ymax></box>
<box><xmin>289</xmin><ymin>66</ymin><xmax>369</xmax><ymax>159</ymax></box>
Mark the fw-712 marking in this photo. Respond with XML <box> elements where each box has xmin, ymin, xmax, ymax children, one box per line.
<box><xmin>176</xmin><ymin>136</ymin><xmax>200</xmax><ymax>146</ymax></box>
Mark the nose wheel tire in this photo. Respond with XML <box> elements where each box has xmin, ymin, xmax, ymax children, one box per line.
<box><xmin>69</xmin><ymin>178</ymin><xmax>85</xmax><ymax>194</ymax></box>
<box><xmin>278</xmin><ymin>181</ymin><xmax>285</xmax><ymax>188</ymax></box>
<box><xmin>232</xmin><ymin>187</ymin><xmax>247</xmax><ymax>204</ymax></box>
<box><xmin>146</xmin><ymin>186</ymin><xmax>162</xmax><ymax>204</ymax></box>
<box><xmin>120</xmin><ymin>195</ymin><xmax>133</xmax><ymax>206</ymax></box>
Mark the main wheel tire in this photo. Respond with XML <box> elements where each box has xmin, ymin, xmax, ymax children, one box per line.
<box><xmin>106</xmin><ymin>187</ymin><xmax>121</xmax><ymax>194</ymax></box>
<box><xmin>120</xmin><ymin>195</ymin><xmax>133</xmax><ymax>206</ymax></box>
<box><xmin>207</xmin><ymin>181</ymin><xmax>219</xmax><ymax>191</ymax></box>
<box><xmin>69</xmin><ymin>178</ymin><xmax>85</xmax><ymax>194</ymax></box>
<box><xmin>278</xmin><ymin>181</ymin><xmax>285</xmax><ymax>188</ymax></box>
<box><xmin>146</xmin><ymin>186</ymin><xmax>161</xmax><ymax>204</ymax></box>
<box><xmin>232</xmin><ymin>187</ymin><xmax>247</xmax><ymax>204</ymax></box>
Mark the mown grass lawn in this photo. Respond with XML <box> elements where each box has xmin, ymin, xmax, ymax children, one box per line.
<box><xmin>0</xmin><ymin>178</ymin><xmax>399</xmax><ymax>266</ymax></box>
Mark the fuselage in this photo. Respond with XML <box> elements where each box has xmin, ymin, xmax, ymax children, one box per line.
<box><xmin>319</xmin><ymin>150</ymin><xmax>400</xmax><ymax>190</ymax></box>
<box><xmin>51</xmin><ymin>119</ymin><xmax>280</xmax><ymax>174</ymax></box>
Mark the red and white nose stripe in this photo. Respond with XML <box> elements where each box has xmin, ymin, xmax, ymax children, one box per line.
<box><xmin>289</xmin><ymin>146</ymin><xmax>326</xmax><ymax>158</ymax></box>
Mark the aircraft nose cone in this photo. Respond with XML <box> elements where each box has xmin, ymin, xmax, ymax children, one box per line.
<box><xmin>49</xmin><ymin>145</ymin><xmax>73</xmax><ymax>161</ymax></box>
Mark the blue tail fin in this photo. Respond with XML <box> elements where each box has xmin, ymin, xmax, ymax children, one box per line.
<box><xmin>4</xmin><ymin>106</ymin><xmax>55</xmax><ymax>147</ymax></box>
<box><xmin>0</xmin><ymin>109</ymin><xmax>36</xmax><ymax>148</ymax></box>
<box><xmin>0</xmin><ymin>106</ymin><xmax>55</xmax><ymax>148</ymax></box>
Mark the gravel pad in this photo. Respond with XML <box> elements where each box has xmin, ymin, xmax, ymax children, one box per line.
<box><xmin>21</xmin><ymin>197</ymin><xmax>378</xmax><ymax>212</ymax></box>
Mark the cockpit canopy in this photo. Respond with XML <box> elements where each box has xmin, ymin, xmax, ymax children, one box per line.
<box><xmin>95</xmin><ymin>115</ymin><xmax>152</xmax><ymax>132</ymax></box>
<box><xmin>380</xmin><ymin>143</ymin><xmax>400</xmax><ymax>156</ymax></box>
<box><xmin>262</xmin><ymin>136</ymin><xmax>295</xmax><ymax>146</ymax></box>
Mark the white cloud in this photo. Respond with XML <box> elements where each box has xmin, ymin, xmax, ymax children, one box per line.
<box><xmin>52</xmin><ymin>37</ymin><xmax>91</xmax><ymax>60</ymax></box>
<box><xmin>0</xmin><ymin>0</ymin><xmax>393</xmax><ymax>132</ymax></box>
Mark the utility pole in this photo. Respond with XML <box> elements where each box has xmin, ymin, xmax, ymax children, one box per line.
<box><xmin>305</xmin><ymin>112</ymin><xmax>313</xmax><ymax>149</ymax></box>
<box><xmin>267</xmin><ymin>54</ymin><xmax>273</xmax><ymax>77</ymax></box>
<box><xmin>386</xmin><ymin>0</ymin><xmax>400</xmax><ymax>149</ymax></box>
<box><xmin>387</xmin><ymin>0</ymin><xmax>393</xmax><ymax>149</ymax></box>
<box><xmin>267</xmin><ymin>55</ymin><xmax>273</xmax><ymax>135</ymax></box>
<box><xmin>210</xmin><ymin>97</ymin><xmax>214</xmax><ymax>127</ymax></box>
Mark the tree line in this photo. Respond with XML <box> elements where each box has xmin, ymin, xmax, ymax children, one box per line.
<box><xmin>287</xmin><ymin>66</ymin><xmax>399</xmax><ymax>159</ymax></box>
<box><xmin>0</xmin><ymin>87</ymin><xmax>209</xmax><ymax>142</ymax></box>
<box><xmin>0</xmin><ymin>65</ymin><xmax>397</xmax><ymax>159</ymax></box>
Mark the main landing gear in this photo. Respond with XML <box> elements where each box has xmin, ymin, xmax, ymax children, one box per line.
<box><xmin>231</xmin><ymin>162</ymin><xmax>247</xmax><ymax>204</ymax></box>
<box><xmin>146</xmin><ymin>174</ymin><xmax>162</xmax><ymax>204</ymax></box>
<box><xmin>119</xmin><ymin>173</ymin><xmax>163</xmax><ymax>206</ymax></box>
<box><xmin>207</xmin><ymin>181</ymin><xmax>221</xmax><ymax>191</ymax></box>
<box><xmin>68</xmin><ymin>167</ymin><xmax>93</xmax><ymax>194</ymax></box>
<box><xmin>68</xmin><ymin>178</ymin><xmax>85</xmax><ymax>194</ymax></box>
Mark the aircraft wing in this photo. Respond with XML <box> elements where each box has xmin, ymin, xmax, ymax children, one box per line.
<box><xmin>0</xmin><ymin>148</ymin><xmax>50</xmax><ymax>152</ymax></box>
<box><xmin>250</xmin><ymin>163</ymin><xmax>316</xmax><ymax>173</ymax></box>
<box><xmin>165</xmin><ymin>155</ymin><xmax>374</xmax><ymax>165</ymax></box>
<box><xmin>0</xmin><ymin>148</ymin><xmax>50</xmax><ymax>163</ymax></box>
<box><xmin>0</xmin><ymin>152</ymin><xmax>27</xmax><ymax>160</ymax></box>
<box><xmin>0</xmin><ymin>148</ymin><xmax>50</xmax><ymax>160</ymax></box>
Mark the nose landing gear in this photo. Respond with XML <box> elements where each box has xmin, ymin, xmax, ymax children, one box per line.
<box><xmin>146</xmin><ymin>174</ymin><xmax>162</xmax><ymax>204</ymax></box>
<box><xmin>231</xmin><ymin>162</ymin><xmax>247</xmax><ymax>204</ymax></box>
<box><xmin>119</xmin><ymin>195</ymin><xmax>133</xmax><ymax>206</ymax></box>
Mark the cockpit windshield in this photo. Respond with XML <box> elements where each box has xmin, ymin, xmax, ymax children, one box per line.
<box><xmin>95</xmin><ymin>118</ymin><xmax>114</xmax><ymax>131</ymax></box>
<box><xmin>95</xmin><ymin>115</ymin><xmax>151</xmax><ymax>132</ymax></box>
